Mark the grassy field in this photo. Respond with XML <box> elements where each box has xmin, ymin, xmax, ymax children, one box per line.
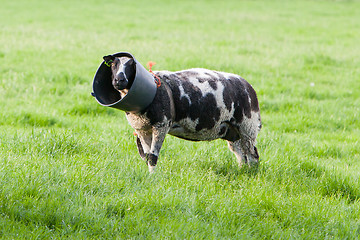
<box><xmin>1</xmin><ymin>0</ymin><xmax>360</xmax><ymax>239</ymax></box>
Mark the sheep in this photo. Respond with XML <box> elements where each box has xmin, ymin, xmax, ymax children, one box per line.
<box><xmin>102</xmin><ymin>54</ymin><xmax>261</xmax><ymax>173</ymax></box>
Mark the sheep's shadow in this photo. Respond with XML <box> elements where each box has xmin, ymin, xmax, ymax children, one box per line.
<box><xmin>199</xmin><ymin>158</ymin><xmax>262</xmax><ymax>178</ymax></box>
<box><xmin>217</xmin><ymin>163</ymin><xmax>260</xmax><ymax>178</ymax></box>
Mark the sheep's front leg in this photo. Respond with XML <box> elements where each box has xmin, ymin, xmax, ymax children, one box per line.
<box><xmin>136</xmin><ymin>131</ymin><xmax>152</xmax><ymax>162</ymax></box>
<box><xmin>146</xmin><ymin>127</ymin><xmax>168</xmax><ymax>173</ymax></box>
<box><xmin>136</xmin><ymin>136</ymin><xmax>146</xmax><ymax>160</ymax></box>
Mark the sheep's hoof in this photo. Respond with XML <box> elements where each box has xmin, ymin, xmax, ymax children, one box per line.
<box><xmin>147</xmin><ymin>163</ymin><xmax>157</xmax><ymax>174</ymax></box>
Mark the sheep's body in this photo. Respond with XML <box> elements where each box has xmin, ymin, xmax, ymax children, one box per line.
<box><xmin>124</xmin><ymin>68</ymin><xmax>261</xmax><ymax>172</ymax></box>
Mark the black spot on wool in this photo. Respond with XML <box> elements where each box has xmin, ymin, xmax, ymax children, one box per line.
<box><xmin>196</xmin><ymin>77</ymin><xmax>217</xmax><ymax>90</ymax></box>
<box><xmin>168</xmin><ymin>75</ymin><xmax>221</xmax><ymax>130</ymax></box>
<box><xmin>221</xmin><ymin>76</ymin><xmax>253</xmax><ymax>121</ymax></box>
<box><xmin>164</xmin><ymin>74</ymin><xmax>190</xmax><ymax>122</ymax></box>
<box><xmin>195</xmin><ymin>94</ymin><xmax>221</xmax><ymax>131</ymax></box>
<box><xmin>144</xmin><ymin>83</ymin><xmax>172</xmax><ymax>125</ymax></box>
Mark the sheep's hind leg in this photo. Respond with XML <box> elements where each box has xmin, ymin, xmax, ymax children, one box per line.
<box><xmin>227</xmin><ymin>139</ymin><xmax>259</xmax><ymax>167</ymax></box>
<box><xmin>227</xmin><ymin>140</ymin><xmax>246</xmax><ymax>167</ymax></box>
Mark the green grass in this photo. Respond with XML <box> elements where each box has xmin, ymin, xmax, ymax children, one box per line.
<box><xmin>1</xmin><ymin>0</ymin><xmax>360</xmax><ymax>239</ymax></box>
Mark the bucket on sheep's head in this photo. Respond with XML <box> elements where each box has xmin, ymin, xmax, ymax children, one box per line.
<box><xmin>92</xmin><ymin>52</ymin><xmax>157</xmax><ymax>113</ymax></box>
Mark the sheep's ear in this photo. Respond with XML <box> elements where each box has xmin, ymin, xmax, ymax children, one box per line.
<box><xmin>103</xmin><ymin>55</ymin><xmax>115</xmax><ymax>66</ymax></box>
<box><xmin>125</xmin><ymin>58</ymin><xmax>135</xmax><ymax>66</ymax></box>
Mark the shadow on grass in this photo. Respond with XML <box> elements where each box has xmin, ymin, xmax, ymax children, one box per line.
<box><xmin>199</xmin><ymin>158</ymin><xmax>263</xmax><ymax>179</ymax></box>
<box><xmin>216</xmin><ymin>164</ymin><xmax>261</xmax><ymax>178</ymax></box>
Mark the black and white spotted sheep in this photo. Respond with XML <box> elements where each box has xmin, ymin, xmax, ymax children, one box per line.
<box><xmin>107</xmin><ymin>57</ymin><xmax>262</xmax><ymax>173</ymax></box>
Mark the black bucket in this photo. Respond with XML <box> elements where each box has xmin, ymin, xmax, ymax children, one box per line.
<box><xmin>92</xmin><ymin>52</ymin><xmax>157</xmax><ymax>113</ymax></box>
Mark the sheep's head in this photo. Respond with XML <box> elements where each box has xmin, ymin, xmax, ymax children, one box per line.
<box><xmin>103</xmin><ymin>55</ymin><xmax>135</xmax><ymax>91</ymax></box>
